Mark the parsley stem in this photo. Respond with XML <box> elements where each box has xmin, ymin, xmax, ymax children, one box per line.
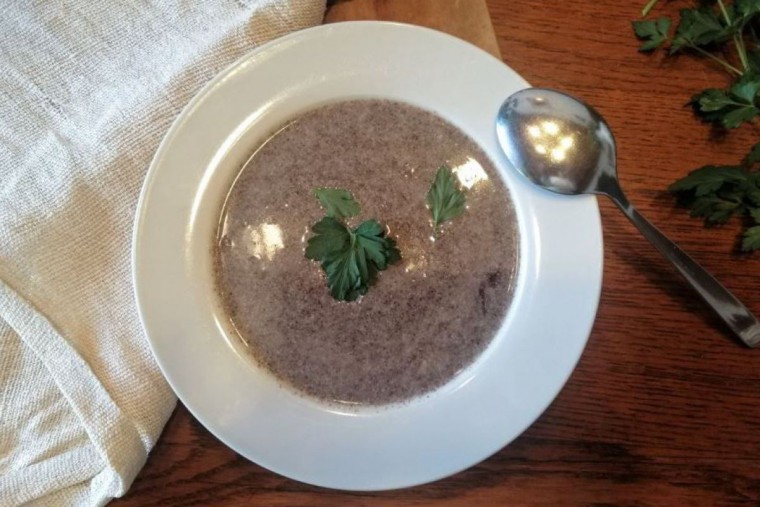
<box><xmin>736</xmin><ymin>36</ymin><xmax>750</xmax><ymax>72</ymax></box>
<box><xmin>642</xmin><ymin>0</ymin><xmax>659</xmax><ymax>17</ymax></box>
<box><xmin>734</xmin><ymin>26</ymin><xmax>751</xmax><ymax>73</ymax></box>
<box><xmin>715</xmin><ymin>0</ymin><xmax>749</xmax><ymax>72</ymax></box>
<box><xmin>716</xmin><ymin>0</ymin><xmax>731</xmax><ymax>25</ymax></box>
<box><xmin>690</xmin><ymin>45</ymin><xmax>743</xmax><ymax>76</ymax></box>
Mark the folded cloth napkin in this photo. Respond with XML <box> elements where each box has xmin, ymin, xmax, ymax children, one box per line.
<box><xmin>0</xmin><ymin>1</ymin><xmax>325</xmax><ymax>505</ymax></box>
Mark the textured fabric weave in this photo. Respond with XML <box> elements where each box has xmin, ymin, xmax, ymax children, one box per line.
<box><xmin>0</xmin><ymin>2</ymin><xmax>325</xmax><ymax>505</ymax></box>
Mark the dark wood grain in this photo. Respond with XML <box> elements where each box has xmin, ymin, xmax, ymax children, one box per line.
<box><xmin>115</xmin><ymin>1</ymin><xmax>760</xmax><ymax>505</ymax></box>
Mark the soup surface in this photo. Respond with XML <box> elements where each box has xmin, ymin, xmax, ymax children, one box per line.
<box><xmin>215</xmin><ymin>99</ymin><xmax>519</xmax><ymax>405</ymax></box>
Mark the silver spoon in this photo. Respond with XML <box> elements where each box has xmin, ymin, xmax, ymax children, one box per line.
<box><xmin>496</xmin><ymin>87</ymin><xmax>760</xmax><ymax>348</ymax></box>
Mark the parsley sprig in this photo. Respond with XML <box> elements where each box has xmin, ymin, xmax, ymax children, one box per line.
<box><xmin>427</xmin><ymin>165</ymin><xmax>466</xmax><ymax>235</ymax></box>
<box><xmin>633</xmin><ymin>0</ymin><xmax>760</xmax><ymax>250</ymax></box>
<box><xmin>305</xmin><ymin>189</ymin><xmax>400</xmax><ymax>301</ymax></box>
<box><xmin>306</xmin><ymin>167</ymin><xmax>471</xmax><ymax>301</ymax></box>
<box><xmin>668</xmin><ymin>144</ymin><xmax>760</xmax><ymax>251</ymax></box>
<box><xmin>313</xmin><ymin>188</ymin><xmax>361</xmax><ymax>219</ymax></box>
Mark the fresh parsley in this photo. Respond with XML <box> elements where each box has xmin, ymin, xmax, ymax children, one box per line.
<box><xmin>745</xmin><ymin>217</ymin><xmax>760</xmax><ymax>250</ymax></box>
<box><xmin>633</xmin><ymin>1</ymin><xmax>760</xmax><ymax>250</ymax></box>
<box><xmin>669</xmin><ymin>7</ymin><xmax>727</xmax><ymax>54</ymax></box>
<box><xmin>305</xmin><ymin>191</ymin><xmax>400</xmax><ymax>301</ymax></box>
<box><xmin>313</xmin><ymin>188</ymin><xmax>361</xmax><ymax>219</ymax></box>
<box><xmin>632</xmin><ymin>17</ymin><xmax>672</xmax><ymax>51</ymax></box>
<box><xmin>427</xmin><ymin>165</ymin><xmax>466</xmax><ymax>235</ymax></box>
<box><xmin>633</xmin><ymin>1</ymin><xmax>760</xmax><ymax>129</ymax></box>
<box><xmin>691</xmin><ymin>73</ymin><xmax>760</xmax><ymax>128</ymax></box>
<box><xmin>669</xmin><ymin>144</ymin><xmax>760</xmax><ymax>251</ymax></box>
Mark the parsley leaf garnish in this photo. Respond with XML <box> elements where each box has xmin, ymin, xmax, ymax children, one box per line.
<box><xmin>668</xmin><ymin>143</ymin><xmax>760</xmax><ymax>249</ymax></box>
<box><xmin>633</xmin><ymin>17</ymin><xmax>672</xmax><ymax>51</ymax></box>
<box><xmin>670</xmin><ymin>7</ymin><xmax>727</xmax><ymax>54</ymax></box>
<box><xmin>691</xmin><ymin>73</ymin><xmax>760</xmax><ymax>128</ymax></box>
<box><xmin>745</xmin><ymin>206</ymin><xmax>760</xmax><ymax>249</ymax></box>
<box><xmin>305</xmin><ymin>192</ymin><xmax>400</xmax><ymax>301</ymax></box>
<box><xmin>735</xmin><ymin>0</ymin><xmax>760</xmax><ymax>23</ymax></box>
<box><xmin>427</xmin><ymin>165</ymin><xmax>466</xmax><ymax>234</ymax></box>
<box><xmin>744</xmin><ymin>225</ymin><xmax>760</xmax><ymax>250</ymax></box>
<box><xmin>744</xmin><ymin>141</ymin><xmax>760</xmax><ymax>165</ymax></box>
<box><xmin>313</xmin><ymin>188</ymin><xmax>361</xmax><ymax>219</ymax></box>
<box><xmin>668</xmin><ymin>165</ymin><xmax>748</xmax><ymax>197</ymax></box>
<box><xmin>669</xmin><ymin>165</ymin><xmax>749</xmax><ymax>225</ymax></box>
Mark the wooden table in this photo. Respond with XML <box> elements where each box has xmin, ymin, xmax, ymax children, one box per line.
<box><xmin>116</xmin><ymin>1</ymin><xmax>760</xmax><ymax>504</ymax></box>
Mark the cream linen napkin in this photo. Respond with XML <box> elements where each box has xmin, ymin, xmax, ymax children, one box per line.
<box><xmin>0</xmin><ymin>1</ymin><xmax>325</xmax><ymax>505</ymax></box>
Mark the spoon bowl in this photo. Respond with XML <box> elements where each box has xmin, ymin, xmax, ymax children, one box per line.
<box><xmin>496</xmin><ymin>87</ymin><xmax>760</xmax><ymax>348</ymax></box>
<box><xmin>496</xmin><ymin>88</ymin><xmax>616</xmax><ymax>196</ymax></box>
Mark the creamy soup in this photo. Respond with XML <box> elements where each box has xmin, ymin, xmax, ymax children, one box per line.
<box><xmin>214</xmin><ymin>99</ymin><xmax>519</xmax><ymax>405</ymax></box>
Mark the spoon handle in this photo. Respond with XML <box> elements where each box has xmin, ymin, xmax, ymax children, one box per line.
<box><xmin>607</xmin><ymin>190</ymin><xmax>760</xmax><ymax>348</ymax></box>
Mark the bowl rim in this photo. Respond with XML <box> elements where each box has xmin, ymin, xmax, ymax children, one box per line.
<box><xmin>132</xmin><ymin>21</ymin><xmax>603</xmax><ymax>490</ymax></box>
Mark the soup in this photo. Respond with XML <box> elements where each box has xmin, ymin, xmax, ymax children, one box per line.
<box><xmin>214</xmin><ymin>99</ymin><xmax>519</xmax><ymax>405</ymax></box>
